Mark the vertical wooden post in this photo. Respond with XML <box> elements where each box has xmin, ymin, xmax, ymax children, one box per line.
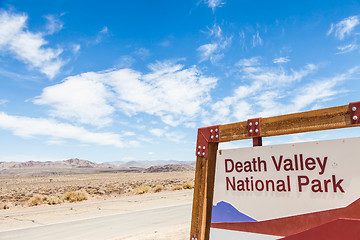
<box><xmin>253</xmin><ymin>137</ymin><xmax>262</xmax><ymax>147</ymax></box>
<box><xmin>190</xmin><ymin>142</ymin><xmax>219</xmax><ymax>240</ymax></box>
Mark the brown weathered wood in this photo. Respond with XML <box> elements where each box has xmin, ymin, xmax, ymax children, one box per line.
<box><xmin>219</xmin><ymin>104</ymin><xmax>356</xmax><ymax>142</ymax></box>
<box><xmin>190</xmin><ymin>142</ymin><xmax>218</xmax><ymax>240</ymax></box>
<box><xmin>253</xmin><ymin>137</ymin><xmax>262</xmax><ymax>146</ymax></box>
<box><xmin>190</xmin><ymin>156</ymin><xmax>205</xmax><ymax>239</ymax></box>
<box><xmin>219</xmin><ymin>120</ymin><xmax>248</xmax><ymax>142</ymax></box>
<box><xmin>203</xmin><ymin>142</ymin><xmax>218</xmax><ymax>240</ymax></box>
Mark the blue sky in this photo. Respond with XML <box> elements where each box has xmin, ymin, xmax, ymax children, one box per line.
<box><xmin>1</xmin><ymin>0</ymin><xmax>360</xmax><ymax>163</ymax></box>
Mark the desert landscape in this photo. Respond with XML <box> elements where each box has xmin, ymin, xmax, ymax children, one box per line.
<box><xmin>0</xmin><ymin>159</ymin><xmax>195</xmax><ymax>210</ymax></box>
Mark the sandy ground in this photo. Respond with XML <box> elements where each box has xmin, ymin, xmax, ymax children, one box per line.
<box><xmin>0</xmin><ymin>171</ymin><xmax>195</xmax><ymax>209</ymax></box>
<box><xmin>118</xmin><ymin>223</ymin><xmax>190</xmax><ymax>240</ymax></box>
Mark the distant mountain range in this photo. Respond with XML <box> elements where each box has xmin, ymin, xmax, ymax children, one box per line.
<box><xmin>0</xmin><ymin>158</ymin><xmax>195</xmax><ymax>176</ymax></box>
<box><xmin>0</xmin><ymin>158</ymin><xmax>114</xmax><ymax>169</ymax></box>
<box><xmin>106</xmin><ymin>160</ymin><xmax>194</xmax><ymax>169</ymax></box>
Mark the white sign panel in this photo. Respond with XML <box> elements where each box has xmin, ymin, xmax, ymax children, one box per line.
<box><xmin>210</xmin><ymin>137</ymin><xmax>360</xmax><ymax>239</ymax></box>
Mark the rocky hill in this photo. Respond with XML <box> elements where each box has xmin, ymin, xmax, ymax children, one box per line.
<box><xmin>144</xmin><ymin>163</ymin><xmax>196</xmax><ymax>173</ymax></box>
<box><xmin>106</xmin><ymin>160</ymin><xmax>194</xmax><ymax>169</ymax></box>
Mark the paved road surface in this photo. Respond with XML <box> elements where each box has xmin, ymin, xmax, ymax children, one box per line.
<box><xmin>0</xmin><ymin>191</ymin><xmax>193</xmax><ymax>240</ymax></box>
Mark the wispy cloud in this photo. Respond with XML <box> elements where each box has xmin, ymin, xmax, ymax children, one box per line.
<box><xmin>328</xmin><ymin>15</ymin><xmax>360</xmax><ymax>40</ymax></box>
<box><xmin>206</xmin><ymin>58</ymin><xmax>319</xmax><ymax>124</ymax></box>
<box><xmin>336</xmin><ymin>43</ymin><xmax>358</xmax><ymax>54</ymax></box>
<box><xmin>0</xmin><ymin>112</ymin><xmax>126</xmax><ymax>148</ymax></box>
<box><xmin>72</xmin><ymin>44</ymin><xmax>81</xmax><ymax>54</ymax></box>
<box><xmin>134</xmin><ymin>47</ymin><xmax>150</xmax><ymax>59</ymax></box>
<box><xmin>149</xmin><ymin>127</ymin><xmax>168</xmax><ymax>137</ymax></box>
<box><xmin>273</xmin><ymin>56</ymin><xmax>290</xmax><ymax>64</ymax></box>
<box><xmin>44</xmin><ymin>14</ymin><xmax>64</xmax><ymax>35</ymax></box>
<box><xmin>116</xmin><ymin>55</ymin><xmax>135</xmax><ymax>68</ymax></box>
<box><xmin>94</xmin><ymin>26</ymin><xmax>109</xmax><ymax>44</ymax></box>
<box><xmin>237</xmin><ymin>56</ymin><xmax>261</xmax><ymax>67</ymax></box>
<box><xmin>207</xmin><ymin>61</ymin><xmax>358</xmax><ymax>125</ymax></box>
<box><xmin>208</xmin><ymin>23</ymin><xmax>222</xmax><ymax>39</ymax></box>
<box><xmin>198</xmin><ymin>43</ymin><xmax>219</xmax><ymax>62</ymax></box>
<box><xmin>0</xmin><ymin>10</ymin><xmax>65</xmax><ymax>78</ymax></box>
<box><xmin>204</xmin><ymin>0</ymin><xmax>225</xmax><ymax>12</ymax></box>
<box><xmin>34</xmin><ymin>60</ymin><xmax>218</xmax><ymax>127</ymax></box>
<box><xmin>252</xmin><ymin>31</ymin><xmax>263</xmax><ymax>47</ymax></box>
<box><xmin>198</xmin><ymin>24</ymin><xmax>232</xmax><ymax>63</ymax></box>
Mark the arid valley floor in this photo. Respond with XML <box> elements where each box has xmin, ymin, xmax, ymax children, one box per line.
<box><xmin>0</xmin><ymin>160</ymin><xmax>195</xmax><ymax>239</ymax></box>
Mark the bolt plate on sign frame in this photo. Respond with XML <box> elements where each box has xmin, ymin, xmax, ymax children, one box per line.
<box><xmin>349</xmin><ymin>102</ymin><xmax>360</xmax><ymax>125</ymax></box>
<box><xmin>196</xmin><ymin>125</ymin><xmax>220</xmax><ymax>158</ymax></box>
<box><xmin>247</xmin><ymin>118</ymin><xmax>261</xmax><ymax>137</ymax></box>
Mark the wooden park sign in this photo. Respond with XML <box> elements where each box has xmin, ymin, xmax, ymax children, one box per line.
<box><xmin>190</xmin><ymin>102</ymin><xmax>360</xmax><ymax>240</ymax></box>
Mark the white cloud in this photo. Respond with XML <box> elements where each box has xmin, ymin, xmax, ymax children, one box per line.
<box><xmin>123</xmin><ymin>131</ymin><xmax>136</xmax><ymax>136</ymax></box>
<box><xmin>35</xmin><ymin>61</ymin><xmax>218</xmax><ymax>127</ymax></box>
<box><xmin>149</xmin><ymin>128</ymin><xmax>167</xmax><ymax>137</ymax></box>
<box><xmin>204</xmin><ymin>0</ymin><xmax>225</xmax><ymax>12</ymax></box>
<box><xmin>252</xmin><ymin>31</ymin><xmax>263</xmax><ymax>47</ymax></box>
<box><xmin>134</xmin><ymin>48</ymin><xmax>150</xmax><ymax>59</ymax></box>
<box><xmin>336</xmin><ymin>43</ymin><xmax>358</xmax><ymax>54</ymax></box>
<box><xmin>198</xmin><ymin>43</ymin><xmax>218</xmax><ymax>62</ymax></box>
<box><xmin>208</xmin><ymin>59</ymin><xmax>319</xmax><ymax>124</ymax></box>
<box><xmin>94</xmin><ymin>26</ymin><xmax>109</xmax><ymax>44</ymax></box>
<box><xmin>46</xmin><ymin>139</ymin><xmax>66</xmax><ymax>145</ymax></box>
<box><xmin>44</xmin><ymin>14</ymin><xmax>64</xmax><ymax>35</ymax></box>
<box><xmin>237</xmin><ymin>56</ymin><xmax>261</xmax><ymax>67</ymax></box>
<box><xmin>34</xmin><ymin>74</ymin><xmax>115</xmax><ymax>126</ymax></box>
<box><xmin>328</xmin><ymin>15</ymin><xmax>360</xmax><ymax>40</ymax></box>
<box><xmin>100</xmin><ymin>26</ymin><xmax>108</xmax><ymax>34</ymax></box>
<box><xmin>327</xmin><ymin>24</ymin><xmax>334</xmax><ymax>36</ymax></box>
<box><xmin>0</xmin><ymin>10</ymin><xmax>64</xmax><ymax>78</ymax></box>
<box><xmin>0</xmin><ymin>112</ymin><xmax>125</xmax><ymax>147</ymax></box>
<box><xmin>209</xmin><ymin>63</ymin><xmax>359</xmax><ymax>125</ymax></box>
<box><xmin>198</xmin><ymin>24</ymin><xmax>232</xmax><ymax>63</ymax></box>
<box><xmin>273</xmin><ymin>56</ymin><xmax>290</xmax><ymax>64</ymax></box>
<box><xmin>208</xmin><ymin>24</ymin><xmax>222</xmax><ymax>39</ymax></box>
<box><xmin>116</xmin><ymin>55</ymin><xmax>135</xmax><ymax>68</ymax></box>
<box><xmin>290</xmin><ymin>67</ymin><xmax>358</xmax><ymax>111</ymax></box>
<box><xmin>72</xmin><ymin>44</ymin><xmax>81</xmax><ymax>54</ymax></box>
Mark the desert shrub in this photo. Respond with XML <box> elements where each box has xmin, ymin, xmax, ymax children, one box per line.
<box><xmin>27</xmin><ymin>195</ymin><xmax>44</xmax><ymax>206</ymax></box>
<box><xmin>62</xmin><ymin>191</ymin><xmax>88</xmax><ymax>202</ymax></box>
<box><xmin>133</xmin><ymin>185</ymin><xmax>150</xmax><ymax>194</ymax></box>
<box><xmin>0</xmin><ymin>202</ymin><xmax>9</xmax><ymax>210</ymax></box>
<box><xmin>153</xmin><ymin>184</ymin><xmax>163</xmax><ymax>193</ymax></box>
<box><xmin>44</xmin><ymin>196</ymin><xmax>62</xmax><ymax>205</ymax></box>
<box><xmin>183</xmin><ymin>182</ymin><xmax>194</xmax><ymax>189</ymax></box>
<box><xmin>171</xmin><ymin>185</ymin><xmax>183</xmax><ymax>191</ymax></box>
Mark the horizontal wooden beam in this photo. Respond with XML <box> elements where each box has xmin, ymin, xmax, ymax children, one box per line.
<box><xmin>219</xmin><ymin>104</ymin><xmax>358</xmax><ymax>142</ymax></box>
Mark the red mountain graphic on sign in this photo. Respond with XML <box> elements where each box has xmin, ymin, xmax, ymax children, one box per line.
<box><xmin>211</xmin><ymin>198</ymin><xmax>360</xmax><ymax>238</ymax></box>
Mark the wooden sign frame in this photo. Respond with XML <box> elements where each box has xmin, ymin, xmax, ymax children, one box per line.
<box><xmin>189</xmin><ymin>102</ymin><xmax>360</xmax><ymax>240</ymax></box>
